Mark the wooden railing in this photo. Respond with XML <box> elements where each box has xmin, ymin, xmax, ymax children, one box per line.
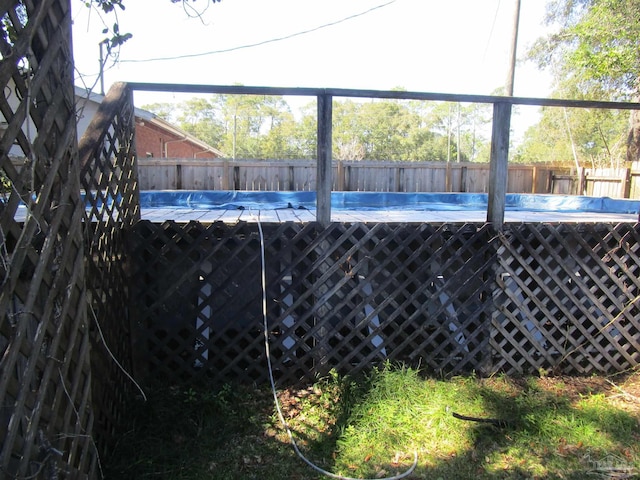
<box><xmin>129</xmin><ymin>82</ymin><xmax>640</xmax><ymax>227</ymax></box>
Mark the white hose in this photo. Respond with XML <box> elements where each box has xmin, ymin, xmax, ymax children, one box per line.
<box><xmin>255</xmin><ymin>216</ymin><xmax>418</xmax><ymax>480</ymax></box>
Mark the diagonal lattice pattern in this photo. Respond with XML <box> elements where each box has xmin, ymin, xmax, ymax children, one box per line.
<box><xmin>129</xmin><ymin>220</ymin><xmax>640</xmax><ymax>385</ymax></box>
<box><xmin>493</xmin><ymin>223</ymin><xmax>640</xmax><ymax>374</ymax></box>
<box><xmin>78</xmin><ymin>82</ymin><xmax>140</xmax><ymax>456</ymax></box>
<box><xmin>0</xmin><ymin>1</ymin><xmax>100</xmax><ymax>477</ymax></box>
<box><xmin>130</xmin><ymin>222</ymin><xmax>476</xmax><ymax>384</ymax></box>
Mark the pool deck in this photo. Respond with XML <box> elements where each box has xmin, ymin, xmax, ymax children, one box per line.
<box><xmin>12</xmin><ymin>190</ymin><xmax>640</xmax><ymax>224</ymax></box>
<box><xmin>139</xmin><ymin>206</ymin><xmax>639</xmax><ymax>224</ymax></box>
<box><xmin>135</xmin><ymin>191</ymin><xmax>640</xmax><ymax>224</ymax></box>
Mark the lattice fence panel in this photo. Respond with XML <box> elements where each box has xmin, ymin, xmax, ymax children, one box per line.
<box><xmin>129</xmin><ymin>220</ymin><xmax>269</xmax><ymax>383</ymax></box>
<box><xmin>0</xmin><ymin>0</ymin><xmax>99</xmax><ymax>477</ymax></box>
<box><xmin>78</xmin><ymin>81</ymin><xmax>141</xmax><ymax>454</ymax></box>
<box><xmin>492</xmin><ymin>223</ymin><xmax>640</xmax><ymax>375</ymax></box>
<box><xmin>128</xmin><ymin>221</ymin><xmax>500</xmax><ymax>385</ymax></box>
<box><xmin>274</xmin><ymin>222</ymin><xmax>498</xmax><ymax>379</ymax></box>
<box><xmin>129</xmin><ymin>220</ymin><xmax>640</xmax><ymax>385</ymax></box>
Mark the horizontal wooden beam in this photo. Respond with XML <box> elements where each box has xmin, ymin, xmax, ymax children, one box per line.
<box><xmin>127</xmin><ymin>82</ymin><xmax>640</xmax><ymax>111</ymax></box>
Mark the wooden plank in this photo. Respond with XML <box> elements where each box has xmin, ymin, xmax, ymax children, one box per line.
<box><xmin>196</xmin><ymin>210</ymin><xmax>225</xmax><ymax>223</ymax></box>
<box><xmin>134</xmin><ymin>207</ymin><xmax>638</xmax><ymax>224</ymax></box>
<box><xmin>487</xmin><ymin>102</ymin><xmax>512</xmax><ymax>227</ymax></box>
<box><xmin>140</xmin><ymin>207</ymin><xmax>185</xmax><ymax>222</ymax></box>
<box><xmin>217</xmin><ymin>209</ymin><xmax>243</xmax><ymax>223</ymax></box>
<box><xmin>78</xmin><ymin>82</ymin><xmax>130</xmax><ymax>167</ymax></box>
<box><xmin>276</xmin><ymin>208</ymin><xmax>304</xmax><ymax>223</ymax></box>
<box><xmin>129</xmin><ymin>82</ymin><xmax>640</xmax><ymax>111</ymax></box>
<box><xmin>294</xmin><ymin>208</ymin><xmax>317</xmax><ymax>222</ymax></box>
<box><xmin>255</xmin><ymin>210</ymin><xmax>281</xmax><ymax>223</ymax></box>
<box><xmin>317</xmin><ymin>94</ymin><xmax>333</xmax><ymax>226</ymax></box>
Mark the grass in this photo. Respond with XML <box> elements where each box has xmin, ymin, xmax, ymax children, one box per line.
<box><xmin>105</xmin><ymin>365</ymin><xmax>640</xmax><ymax>479</ymax></box>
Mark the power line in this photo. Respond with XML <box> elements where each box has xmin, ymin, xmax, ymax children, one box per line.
<box><xmin>119</xmin><ymin>0</ymin><xmax>397</xmax><ymax>64</ymax></box>
<box><xmin>482</xmin><ymin>0</ymin><xmax>501</xmax><ymax>63</ymax></box>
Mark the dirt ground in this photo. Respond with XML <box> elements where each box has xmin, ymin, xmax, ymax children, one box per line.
<box><xmin>536</xmin><ymin>371</ymin><xmax>640</xmax><ymax>414</ymax></box>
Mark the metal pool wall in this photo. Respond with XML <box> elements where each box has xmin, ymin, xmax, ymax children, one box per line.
<box><xmin>127</xmin><ymin>220</ymin><xmax>640</xmax><ymax>385</ymax></box>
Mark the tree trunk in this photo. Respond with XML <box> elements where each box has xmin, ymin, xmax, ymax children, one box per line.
<box><xmin>626</xmin><ymin>108</ymin><xmax>640</xmax><ymax>163</ymax></box>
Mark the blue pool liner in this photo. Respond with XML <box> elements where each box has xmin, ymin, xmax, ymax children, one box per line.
<box><xmin>136</xmin><ymin>190</ymin><xmax>640</xmax><ymax>214</ymax></box>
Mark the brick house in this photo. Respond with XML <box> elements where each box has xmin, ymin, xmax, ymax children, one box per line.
<box><xmin>75</xmin><ymin>86</ymin><xmax>223</xmax><ymax>159</ymax></box>
<box><xmin>134</xmin><ymin>109</ymin><xmax>224</xmax><ymax>159</ymax></box>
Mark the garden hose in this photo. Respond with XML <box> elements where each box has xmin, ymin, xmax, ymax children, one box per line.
<box><xmin>255</xmin><ymin>214</ymin><xmax>418</xmax><ymax>480</ymax></box>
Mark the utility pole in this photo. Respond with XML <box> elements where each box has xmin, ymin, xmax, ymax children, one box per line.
<box><xmin>488</xmin><ymin>0</ymin><xmax>520</xmax><ymax>227</ymax></box>
<box><xmin>505</xmin><ymin>0</ymin><xmax>521</xmax><ymax>96</ymax></box>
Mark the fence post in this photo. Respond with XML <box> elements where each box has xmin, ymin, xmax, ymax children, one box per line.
<box><xmin>317</xmin><ymin>93</ymin><xmax>333</xmax><ymax>226</ymax></box>
<box><xmin>460</xmin><ymin>166</ymin><xmax>468</xmax><ymax>192</ymax></box>
<box><xmin>578</xmin><ymin>167</ymin><xmax>586</xmax><ymax>195</ymax></box>
<box><xmin>487</xmin><ymin>102</ymin><xmax>512</xmax><ymax>227</ymax></box>
<box><xmin>621</xmin><ymin>167</ymin><xmax>632</xmax><ymax>198</ymax></box>
<box><xmin>176</xmin><ymin>162</ymin><xmax>182</xmax><ymax>189</ymax></box>
<box><xmin>337</xmin><ymin>159</ymin><xmax>344</xmax><ymax>191</ymax></box>
<box><xmin>531</xmin><ymin>166</ymin><xmax>538</xmax><ymax>193</ymax></box>
<box><xmin>233</xmin><ymin>165</ymin><xmax>240</xmax><ymax>190</ymax></box>
<box><xmin>288</xmin><ymin>165</ymin><xmax>295</xmax><ymax>191</ymax></box>
<box><xmin>222</xmin><ymin>159</ymin><xmax>230</xmax><ymax>189</ymax></box>
<box><xmin>396</xmin><ymin>166</ymin><xmax>404</xmax><ymax>192</ymax></box>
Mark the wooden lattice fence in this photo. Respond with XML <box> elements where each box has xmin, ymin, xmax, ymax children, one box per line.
<box><xmin>0</xmin><ymin>1</ymin><xmax>638</xmax><ymax>475</ymax></box>
<box><xmin>78</xmin><ymin>82</ymin><xmax>140</xmax><ymax>459</ymax></box>
<box><xmin>0</xmin><ymin>0</ymin><xmax>98</xmax><ymax>477</ymax></box>
<box><xmin>492</xmin><ymin>223</ymin><xmax>640</xmax><ymax>374</ymax></box>
<box><xmin>128</xmin><ymin>220</ymin><xmax>640</xmax><ymax>385</ymax></box>
<box><xmin>0</xmin><ymin>2</ymin><xmax>140</xmax><ymax>477</ymax></box>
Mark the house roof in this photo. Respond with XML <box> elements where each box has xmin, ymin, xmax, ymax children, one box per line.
<box><xmin>74</xmin><ymin>86</ymin><xmax>224</xmax><ymax>157</ymax></box>
<box><xmin>135</xmin><ymin>110</ymin><xmax>224</xmax><ymax>157</ymax></box>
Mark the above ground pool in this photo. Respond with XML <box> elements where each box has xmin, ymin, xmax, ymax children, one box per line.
<box><xmin>138</xmin><ymin>190</ymin><xmax>640</xmax><ymax>215</ymax></box>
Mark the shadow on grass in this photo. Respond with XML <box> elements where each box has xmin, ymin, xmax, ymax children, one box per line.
<box><xmin>104</xmin><ymin>372</ymin><xmax>640</xmax><ymax>480</ymax></box>
<box><xmin>436</xmin><ymin>376</ymin><xmax>640</xmax><ymax>479</ymax></box>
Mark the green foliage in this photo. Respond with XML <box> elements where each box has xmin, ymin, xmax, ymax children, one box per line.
<box><xmin>541</xmin><ymin>0</ymin><xmax>640</xmax><ymax>98</ymax></box>
<box><xmin>85</xmin><ymin>0</ymin><xmax>132</xmax><ymax>53</ymax></box>
<box><xmin>516</xmin><ymin>104</ymin><xmax>627</xmax><ymax>167</ymax></box>
<box><xmin>143</xmin><ymin>94</ymin><xmax>493</xmax><ymax>162</ymax></box>
<box><xmin>523</xmin><ymin>0</ymin><xmax>640</xmax><ymax>166</ymax></box>
<box><xmin>530</xmin><ymin>0</ymin><xmax>637</xmax><ymax>97</ymax></box>
<box><xmin>0</xmin><ymin>169</ymin><xmax>11</xmax><ymax>194</ymax></box>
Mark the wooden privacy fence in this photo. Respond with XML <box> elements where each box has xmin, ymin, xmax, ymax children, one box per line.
<box><xmin>584</xmin><ymin>167</ymin><xmax>640</xmax><ymax>198</ymax></box>
<box><xmin>128</xmin><ymin>220</ymin><xmax>640</xmax><ymax>385</ymax></box>
<box><xmin>551</xmin><ymin>166</ymin><xmax>640</xmax><ymax>198</ymax></box>
<box><xmin>137</xmin><ymin>159</ymin><xmax>640</xmax><ymax>198</ymax></box>
<box><xmin>138</xmin><ymin>158</ymin><xmax>568</xmax><ymax>194</ymax></box>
